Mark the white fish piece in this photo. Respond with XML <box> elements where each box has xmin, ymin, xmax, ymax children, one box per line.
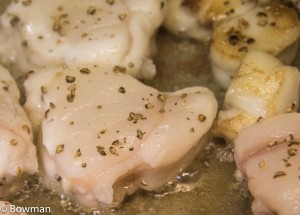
<box><xmin>210</xmin><ymin>3</ymin><xmax>300</xmax><ymax>87</ymax></box>
<box><xmin>163</xmin><ymin>0</ymin><xmax>257</xmax><ymax>41</ymax></box>
<box><xmin>214</xmin><ymin>51</ymin><xmax>300</xmax><ymax>142</ymax></box>
<box><xmin>24</xmin><ymin>65</ymin><xmax>218</xmax><ymax>207</ymax></box>
<box><xmin>0</xmin><ymin>65</ymin><xmax>37</xmax><ymax>196</ymax></box>
<box><xmin>0</xmin><ymin>0</ymin><xmax>165</xmax><ymax>79</ymax></box>
<box><xmin>234</xmin><ymin>113</ymin><xmax>300</xmax><ymax>215</ymax></box>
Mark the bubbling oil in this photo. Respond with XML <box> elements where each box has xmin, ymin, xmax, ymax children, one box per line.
<box><xmin>8</xmin><ymin>140</ymin><xmax>252</xmax><ymax>215</ymax></box>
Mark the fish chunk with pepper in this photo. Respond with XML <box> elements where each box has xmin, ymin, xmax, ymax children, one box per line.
<box><xmin>234</xmin><ymin>113</ymin><xmax>300</xmax><ymax>215</ymax></box>
<box><xmin>23</xmin><ymin>64</ymin><xmax>218</xmax><ymax>208</ymax></box>
<box><xmin>0</xmin><ymin>0</ymin><xmax>165</xmax><ymax>79</ymax></box>
<box><xmin>0</xmin><ymin>65</ymin><xmax>37</xmax><ymax>197</ymax></box>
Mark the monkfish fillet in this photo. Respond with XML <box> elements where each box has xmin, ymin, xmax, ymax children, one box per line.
<box><xmin>214</xmin><ymin>51</ymin><xmax>300</xmax><ymax>142</ymax></box>
<box><xmin>163</xmin><ymin>0</ymin><xmax>258</xmax><ymax>41</ymax></box>
<box><xmin>0</xmin><ymin>0</ymin><xmax>165</xmax><ymax>79</ymax></box>
<box><xmin>0</xmin><ymin>65</ymin><xmax>37</xmax><ymax>196</ymax></box>
<box><xmin>210</xmin><ymin>3</ymin><xmax>300</xmax><ymax>87</ymax></box>
<box><xmin>23</xmin><ymin>65</ymin><xmax>218</xmax><ymax>207</ymax></box>
<box><xmin>234</xmin><ymin>113</ymin><xmax>300</xmax><ymax>215</ymax></box>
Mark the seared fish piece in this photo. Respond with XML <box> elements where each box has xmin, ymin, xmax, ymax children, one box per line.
<box><xmin>210</xmin><ymin>3</ymin><xmax>300</xmax><ymax>87</ymax></box>
<box><xmin>24</xmin><ymin>65</ymin><xmax>218</xmax><ymax>207</ymax></box>
<box><xmin>0</xmin><ymin>0</ymin><xmax>165</xmax><ymax>79</ymax></box>
<box><xmin>234</xmin><ymin>113</ymin><xmax>300</xmax><ymax>215</ymax></box>
<box><xmin>0</xmin><ymin>65</ymin><xmax>37</xmax><ymax>197</ymax></box>
<box><xmin>164</xmin><ymin>0</ymin><xmax>257</xmax><ymax>41</ymax></box>
<box><xmin>214</xmin><ymin>51</ymin><xmax>300</xmax><ymax>142</ymax></box>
